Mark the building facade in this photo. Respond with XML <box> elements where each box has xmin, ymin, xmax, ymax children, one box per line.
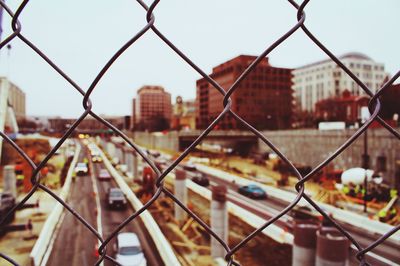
<box><xmin>293</xmin><ymin>52</ymin><xmax>388</xmax><ymax>112</ymax></box>
<box><xmin>48</xmin><ymin>116</ymin><xmax>129</xmax><ymax>132</ymax></box>
<box><xmin>133</xmin><ymin>85</ymin><xmax>172</xmax><ymax>131</ymax></box>
<box><xmin>171</xmin><ymin>96</ymin><xmax>196</xmax><ymax>130</ymax></box>
<box><xmin>196</xmin><ymin>55</ymin><xmax>293</xmax><ymax>130</ymax></box>
<box><xmin>379</xmin><ymin>83</ymin><xmax>400</xmax><ymax>121</ymax></box>
<box><xmin>315</xmin><ymin>90</ymin><xmax>369</xmax><ymax>125</ymax></box>
<box><xmin>0</xmin><ymin>77</ymin><xmax>26</xmax><ymax>119</ymax></box>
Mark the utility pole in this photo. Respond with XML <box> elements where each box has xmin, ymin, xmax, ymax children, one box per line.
<box><xmin>361</xmin><ymin>106</ymin><xmax>370</xmax><ymax>213</ymax></box>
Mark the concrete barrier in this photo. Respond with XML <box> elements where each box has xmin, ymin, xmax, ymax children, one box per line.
<box><xmin>96</xmin><ymin>144</ymin><xmax>182</xmax><ymax>266</ymax></box>
<box><xmin>194</xmin><ymin>163</ymin><xmax>400</xmax><ymax>244</ymax></box>
<box><xmin>30</xmin><ymin>142</ymin><xmax>81</xmax><ymax>266</ymax></box>
<box><xmin>167</xmin><ymin>172</ymin><xmax>293</xmax><ymax>244</ymax></box>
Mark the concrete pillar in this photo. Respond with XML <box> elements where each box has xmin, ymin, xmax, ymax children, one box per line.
<box><xmin>3</xmin><ymin>165</ymin><xmax>17</xmax><ymax>197</ymax></box>
<box><xmin>292</xmin><ymin>221</ymin><xmax>318</xmax><ymax>266</ymax></box>
<box><xmin>106</xmin><ymin>142</ymin><xmax>116</xmax><ymax>158</ymax></box>
<box><xmin>211</xmin><ymin>185</ymin><xmax>228</xmax><ymax>259</ymax></box>
<box><xmin>174</xmin><ymin>169</ymin><xmax>187</xmax><ymax>222</ymax></box>
<box><xmin>125</xmin><ymin>150</ymin><xmax>134</xmax><ymax>176</ymax></box>
<box><xmin>100</xmin><ymin>138</ymin><xmax>106</xmax><ymax>149</ymax></box>
<box><xmin>116</xmin><ymin>146</ymin><xmax>124</xmax><ymax>165</ymax></box>
<box><xmin>316</xmin><ymin>227</ymin><xmax>350</xmax><ymax>266</ymax></box>
<box><xmin>133</xmin><ymin>152</ymin><xmax>138</xmax><ymax>179</ymax></box>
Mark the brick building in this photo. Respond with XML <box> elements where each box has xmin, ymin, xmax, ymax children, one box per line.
<box><xmin>196</xmin><ymin>55</ymin><xmax>293</xmax><ymax>130</ymax></box>
<box><xmin>315</xmin><ymin>90</ymin><xmax>369</xmax><ymax>124</ymax></box>
<box><xmin>379</xmin><ymin>83</ymin><xmax>400</xmax><ymax>121</ymax></box>
<box><xmin>133</xmin><ymin>85</ymin><xmax>172</xmax><ymax>131</ymax></box>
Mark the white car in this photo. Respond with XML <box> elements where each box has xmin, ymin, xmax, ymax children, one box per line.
<box><xmin>74</xmin><ymin>162</ymin><xmax>88</xmax><ymax>176</ymax></box>
<box><xmin>115</xmin><ymin>232</ymin><xmax>146</xmax><ymax>266</ymax></box>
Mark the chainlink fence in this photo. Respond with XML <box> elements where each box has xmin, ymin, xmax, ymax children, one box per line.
<box><xmin>0</xmin><ymin>0</ymin><xmax>399</xmax><ymax>265</ymax></box>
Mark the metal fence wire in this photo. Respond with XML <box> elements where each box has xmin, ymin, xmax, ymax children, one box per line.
<box><xmin>0</xmin><ymin>0</ymin><xmax>399</xmax><ymax>265</ymax></box>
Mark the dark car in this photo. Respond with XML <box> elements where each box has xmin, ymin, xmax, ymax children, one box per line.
<box><xmin>183</xmin><ymin>162</ymin><xmax>197</xmax><ymax>171</ymax></box>
<box><xmin>290</xmin><ymin>206</ymin><xmax>332</xmax><ymax>225</ymax></box>
<box><xmin>107</xmin><ymin>188</ymin><xmax>127</xmax><ymax>209</ymax></box>
<box><xmin>0</xmin><ymin>193</ymin><xmax>16</xmax><ymax>224</ymax></box>
<box><xmin>98</xmin><ymin>169</ymin><xmax>112</xmax><ymax>181</ymax></box>
<box><xmin>191</xmin><ymin>173</ymin><xmax>210</xmax><ymax>187</ymax></box>
<box><xmin>238</xmin><ymin>184</ymin><xmax>267</xmax><ymax>199</ymax></box>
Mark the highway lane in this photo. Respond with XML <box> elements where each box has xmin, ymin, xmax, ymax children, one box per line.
<box><xmin>190</xmin><ymin>166</ymin><xmax>400</xmax><ymax>265</ymax></box>
<box><xmin>137</xmin><ymin>146</ymin><xmax>400</xmax><ymax>264</ymax></box>
<box><xmin>46</xmin><ymin>149</ymin><xmax>98</xmax><ymax>266</ymax></box>
<box><xmin>91</xmin><ymin>158</ymin><xmax>164</xmax><ymax>266</ymax></box>
<box><xmin>156</xmin><ymin>160</ymin><xmax>398</xmax><ymax>265</ymax></box>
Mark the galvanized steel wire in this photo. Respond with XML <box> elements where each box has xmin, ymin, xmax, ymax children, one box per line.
<box><xmin>0</xmin><ymin>0</ymin><xmax>399</xmax><ymax>265</ymax></box>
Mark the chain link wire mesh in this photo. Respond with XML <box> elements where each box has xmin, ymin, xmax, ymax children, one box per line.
<box><xmin>0</xmin><ymin>0</ymin><xmax>399</xmax><ymax>265</ymax></box>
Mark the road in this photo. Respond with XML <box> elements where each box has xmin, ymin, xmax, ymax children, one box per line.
<box><xmin>46</xmin><ymin>144</ymin><xmax>164</xmax><ymax>266</ymax></box>
<box><xmin>147</xmin><ymin>151</ymin><xmax>399</xmax><ymax>266</ymax></box>
<box><xmin>188</xmin><ymin>165</ymin><xmax>400</xmax><ymax>266</ymax></box>
<box><xmin>46</xmin><ymin>150</ymin><xmax>98</xmax><ymax>266</ymax></box>
<box><xmin>92</xmin><ymin>161</ymin><xmax>163</xmax><ymax>266</ymax></box>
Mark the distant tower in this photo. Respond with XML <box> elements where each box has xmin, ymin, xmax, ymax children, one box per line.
<box><xmin>175</xmin><ymin>96</ymin><xmax>184</xmax><ymax>117</ymax></box>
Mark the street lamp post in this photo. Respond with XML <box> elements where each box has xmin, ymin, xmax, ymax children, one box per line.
<box><xmin>362</xmin><ymin>131</ymin><xmax>369</xmax><ymax>213</ymax></box>
<box><xmin>361</xmin><ymin>107</ymin><xmax>370</xmax><ymax>213</ymax></box>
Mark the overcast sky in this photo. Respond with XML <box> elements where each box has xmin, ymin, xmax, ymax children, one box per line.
<box><xmin>0</xmin><ymin>0</ymin><xmax>399</xmax><ymax>118</ymax></box>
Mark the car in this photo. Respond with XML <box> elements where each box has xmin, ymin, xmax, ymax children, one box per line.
<box><xmin>191</xmin><ymin>173</ymin><xmax>209</xmax><ymax>187</ymax></box>
<box><xmin>238</xmin><ymin>184</ymin><xmax>267</xmax><ymax>199</ymax></box>
<box><xmin>115</xmin><ymin>232</ymin><xmax>146</xmax><ymax>266</ymax></box>
<box><xmin>107</xmin><ymin>188</ymin><xmax>127</xmax><ymax>209</ymax></box>
<box><xmin>290</xmin><ymin>205</ymin><xmax>333</xmax><ymax>225</ymax></box>
<box><xmin>0</xmin><ymin>193</ymin><xmax>16</xmax><ymax>224</ymax></box>
<box><xmin>75</xmin><ymin>162</ymin><xmax>89</xmax><ymax>176</ymax></box>
<box><xmin>92</xmin><ymin>156</ymin><xmax>103</xmax><ymax>163</ymax></box>
<box><xmin>183</xmin><ymin>162</ymin><xmax>196</xmax><ymax>171</ymax></box>
<box><xmin>98</xmin><ymin>169</ymin><xmax>112</xmax><ymax>181</ymax></box>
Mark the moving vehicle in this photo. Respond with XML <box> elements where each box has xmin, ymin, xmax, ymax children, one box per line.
<box><xmin>290</xmin><ymin>205</ymin><xmax>335</xmax><ymax>226</ymax></box>
<box><xmin>98</xmin><ymin>169</ymin><xmax>112</xmax><ymax>181</ymax></box>
<box><xmin>115</xmin><ymin>232</ymin><xmax>146</xmax><ymax>266</ymax></box>
<box><xmin>0</xmin><ymin>193</ymin><xmax>16</xmax><ymax>224</ymax></box>
<box><xmin>92</xmin><ymin>156</ymin><xmax>103</xmax><ymax>163</ymax></box>
<box><xmin>191</xmin><ymin>173</ymin><xmax>209</xmax><ymax>187</ymax></box>
<box><xmin>107</xmin><ymin>188</ymin><xmax>127</xmax><ymax>209</ymax></box>
<box><xmin>238</xmin><ymin>184</ymin><xmax>267</xmax><ymax>199</ymax></box>
<box><xmin>183</xmin><ymin>162</ymin><xmax>196</xmax><ymax>171</ymax></box>
<box><xmin>74</xmin><ymin>162</ymin><xmax>89</xmax><ymax>176</ymax></box>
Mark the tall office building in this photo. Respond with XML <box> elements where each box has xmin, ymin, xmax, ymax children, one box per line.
<box><xmin>292</xmin><ymin>52</ymin><xmax>388</xmax><ymax>112</ymax></box>
<box><xmin>196</xmin><ymin>55</ymin><xmax>293</xmax><ymax>130</ymax></box>
<box><xmin>133</xmin><ymin>85</ymin><xmax>172</xmax><ymax>131</ymax></box>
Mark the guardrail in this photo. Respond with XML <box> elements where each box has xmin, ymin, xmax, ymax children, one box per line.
<box><xmin>96</xmin><ymin>144</ymin><xmax>182</xmax><ymax>266</ymax></box>
<box><xmin>30</xmin><ymin>142</ymin><xmax>81</xmax><ymax>266</ymax></box>
<box><xmin>194</xmin><ymin>163</ymin><xmax>400</xmax><ymax>244</ymax></box>
<box><xmin>165</xmin><ymin>172</ymin><xmax>293</xmax><ymax>245</ymax></box>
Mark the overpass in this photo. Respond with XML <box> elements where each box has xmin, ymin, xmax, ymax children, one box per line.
<box><xmin>132</xmin><ymin>130</ymin><xmax>259</xmax><ymax>154</ymax></box>
<box><xmin>178</xmin><ymin>130</ymin><xmax>258</xmax><ymax>153</ymax></box>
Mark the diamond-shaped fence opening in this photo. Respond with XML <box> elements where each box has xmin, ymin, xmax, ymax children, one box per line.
<box><xmin>0</xmin><ymin>0</ymin><xmax>399</xmax><ymax>266</ymax></box>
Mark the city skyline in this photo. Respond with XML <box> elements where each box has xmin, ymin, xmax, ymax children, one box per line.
<box><xmin>0</xmin><ymin>0</ymin><xmax>398</xmax><ymax>118</ymax></box>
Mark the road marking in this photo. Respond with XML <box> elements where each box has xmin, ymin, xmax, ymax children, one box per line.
<box><xmin>89</xmin><ymin>157</ymin><xmax>104</xmax><ymax>266</ymax></box>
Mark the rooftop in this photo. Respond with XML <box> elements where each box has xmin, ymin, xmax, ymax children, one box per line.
<box><xmin>296</xmin><ymin>52</ymin><xmax>374</xmax><ymax>70</ymax></box>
